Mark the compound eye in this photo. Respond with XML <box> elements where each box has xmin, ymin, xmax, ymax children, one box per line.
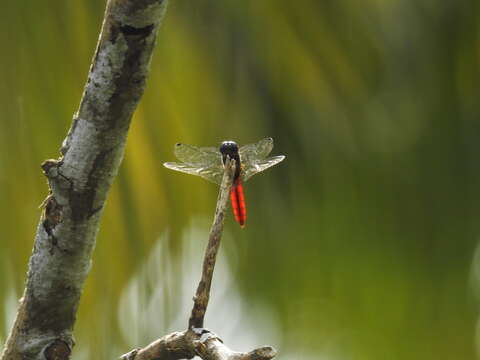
<box><xmin>219</xmin><ymin>143</ymin><xmax>228</xmax><ymax>153</ymax></box>
<box><xmin>220</xmin><ymin>141</ymin><xmax>237</xmax><ymax>153</ymax></box>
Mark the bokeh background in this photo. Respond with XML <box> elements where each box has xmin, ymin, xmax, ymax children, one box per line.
<box><xmin>1</xmin><ymin>1</ymin><xmax>480</xmax><ymax>359</ymax></box>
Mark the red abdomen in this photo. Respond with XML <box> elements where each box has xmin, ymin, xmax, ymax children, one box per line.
<box><xmin>230</xmin><ymin>179</ymin><xmax>246</xmax><ymax>227</ymax></box>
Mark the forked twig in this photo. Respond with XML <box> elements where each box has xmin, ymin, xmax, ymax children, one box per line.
<box><xmin>121</xmin><ymin>157</ymin><xmax>277</xmax><ymax>360</ymax></box>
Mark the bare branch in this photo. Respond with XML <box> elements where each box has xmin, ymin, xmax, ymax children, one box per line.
<box><xmin>120</xmin><ymin>329</ymin><xmax>277</xmax><ymax>360</ymax></box>
<box><xmin>1</xmin><ymin>1</ymin><xmax>168</xmax><ymax>359</ymax></box>
<box><xmin>189</xmin><ymin>157</ymin><xmax>236</xmax><ymax>329</ymax></box>
<box><xmin>121</xmin><ymin>331</ymin><xmax>195</xmax><ymax>360</ymax></box>
<box><xmin>120</xmin><ymin>159</ymin><xmax>277</xmax><ymax>360</ymax></box>
<box><xmin>192</xmin><ymin>330</ymin><xmax>277</xmax><ymax>360</ymax></box>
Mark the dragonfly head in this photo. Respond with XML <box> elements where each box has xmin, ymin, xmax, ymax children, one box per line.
<box><xmin>220</xmin><ymin>141</ymin><xmax>241</xmax><ymax>178</ymax></box>
<box><xmin>220</xmin><ymin>141</ymin><xmax>239</xmax><ymax>160</ymax></box>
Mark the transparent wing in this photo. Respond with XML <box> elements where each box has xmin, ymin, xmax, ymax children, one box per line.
<box><xmin>163</xmin><ymin>162</ymin><xmax>224</xmax><ymax>185</ymax></box>
<box><xmin>165</xmin><ymin>139</ymin><xmax>284</xmax><ymax>184</ymax></box>
<box><xmin>164</xmin><ymin>143</ymin><xmax>223</xmax><ymax>184</ymax></box>
<box><xmin>239</xmin><ymin>138</ymin><xmax>284</xmax><ymax>181</ymax></box>
<box><xmin>241</xmin><ymin>155</ymin><xmax>285</xmax><ymax>182</ymax></box>
<box><xmin>239</xmin><ymin>137</ymin><xmax>274</xmax><ymax>165</ymax></box>
<box><xmin>173</xmin><ymin>143</ymin><xmax>220</xmax><ymax>166</ymax></box>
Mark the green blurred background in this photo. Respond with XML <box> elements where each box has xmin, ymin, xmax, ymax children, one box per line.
<box><xmin>1</xmin><ymin>0</ymin><xmax>480</xmax><ymax>359</ymax></box>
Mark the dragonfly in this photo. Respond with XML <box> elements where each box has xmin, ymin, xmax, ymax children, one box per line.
<box><xmin>164</xmin><ymin>137</ymin><xmax>285</xmax><ymax>228</ymax></box>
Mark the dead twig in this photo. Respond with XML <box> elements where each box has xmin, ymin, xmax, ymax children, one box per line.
<box><xmin>120</xmin><ymin>158</ymin><xmax>277</xmax><ymax>360</ymax></box>
<box><xmin>189</xmin><ymin>157</ymin><xmax>236</xmax><ymax>329</ymax></box>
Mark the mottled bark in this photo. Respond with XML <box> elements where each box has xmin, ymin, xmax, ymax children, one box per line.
<box><xmin>1</xmin><ymin>0</ymin><xmax>168</xmax><ymax>359</ymax></box>
<box><xmin>121</xmin><ymin>329</ymin><xmax>276</xmax><ymax>360</ymax></box>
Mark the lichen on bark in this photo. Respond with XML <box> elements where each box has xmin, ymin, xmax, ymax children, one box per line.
<box><xmin>1</xmin><ymin>1</ymin><xmax>168</xmax><ymax>359</ymax></box>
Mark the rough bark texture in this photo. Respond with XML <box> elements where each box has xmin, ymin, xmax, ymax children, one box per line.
<box><xmin>1</xmin><ymin>0</ymin><xmax>168</xmax><ymax>359</ymax></box>
<box><xmin>192</xmin><ymin>330</ymin><xmax>276</xmax><ymax>360</ymax></box>
<box><xmin>121</xmin><ymin>329</ymin><xmax>277</xmax><ymax>360</ymax></box>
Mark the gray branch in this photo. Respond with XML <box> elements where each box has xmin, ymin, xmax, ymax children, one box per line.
<box><xmin>121</xmin><ymin>329</ymin><xmax>276</xmax><ymax>360</ymax></box>
<box><xmin>1</xmin><ymin>0</ymin><xmax>168</xmax><ymax>359</ymax></box>
<box><xmin>120</xmin><ymin>160</ymin><xmax>277</xmax><ymax>360</ymax></box>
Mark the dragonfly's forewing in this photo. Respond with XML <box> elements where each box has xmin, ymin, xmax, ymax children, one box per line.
<box><xmin>174</xmin><ymin>143</ymin><xmax>220</xmax><ymax>166</ymax></box>
<box><xmin>239</xmin><ymin>138</ymin><xmax>285</xmax><ymax>182</ymax></box>
<box><xmin>239</xmin><ymin>137</ymin><xmax>274</xmax><ymax>162</ymax></box>
<box><xmin>164</xmin><ymin>143</ymin><xmax>224</xmax><ymax>184</ymax></box>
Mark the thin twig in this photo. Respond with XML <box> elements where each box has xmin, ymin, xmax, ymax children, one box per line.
<box><xmin>120</xmin><ymin>157</ymin><xmax>277</xmax><ymax>360</ymax></box>
<box><xmin>189</xmin><ymin>157</ymin><xmax>236</xmax><ymax>329</ymax></box>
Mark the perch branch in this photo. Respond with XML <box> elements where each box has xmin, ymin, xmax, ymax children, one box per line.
<box><xmin>120</xmin><ymin>328</ymin><xmax>277</xmax><ymax>360</ymax></box>
<box><xmin>189</xmin><ymin>157</ymin><xmax>236</xmax><ymax>329</ymax></box>
<box><xmin>1</xmin><ymin>1</ymin><xmax>168</xmax><ymax>359</ymax></box>
<box><xmin>120</xmin><ymin>159</ymin><xmax>277</xmax><ymax>360</ymax></box>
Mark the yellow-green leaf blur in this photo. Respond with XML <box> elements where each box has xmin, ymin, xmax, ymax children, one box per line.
<box><xmin>1</xmin><ymin>1</ymin><xmax>479</xmax><ymax>359</ymax></box>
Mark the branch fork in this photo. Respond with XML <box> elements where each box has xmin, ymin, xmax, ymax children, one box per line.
<box><xmin>121</xmin><ymin>158</ymin><xmax>277</xmax><ymax>360</ymax></box>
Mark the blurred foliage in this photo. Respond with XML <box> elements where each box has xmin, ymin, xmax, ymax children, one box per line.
<box><xmin>1</xmin><ymin>0</ymin><xmax>480</xmax><ymax>359</ymax></box>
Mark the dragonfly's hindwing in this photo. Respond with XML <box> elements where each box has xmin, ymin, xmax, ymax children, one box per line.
<box><xmin>164</xmin><ymin>143</ymin><xmax>224</xmax><ymax>184</ymax></box>
<box><xmin>241</xmin><ymin>155</ymin><xmax>285</xmax><ymax>182</ymax></box>
<box><xmin>163</xmin><ymin>162</ymin><xmax>224</xmax><ymax>185</ymax></box>
<box><xmin>239</xmin><ymin>138</ymin><xmax>284</xmax><ymax>182</ymax></box>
